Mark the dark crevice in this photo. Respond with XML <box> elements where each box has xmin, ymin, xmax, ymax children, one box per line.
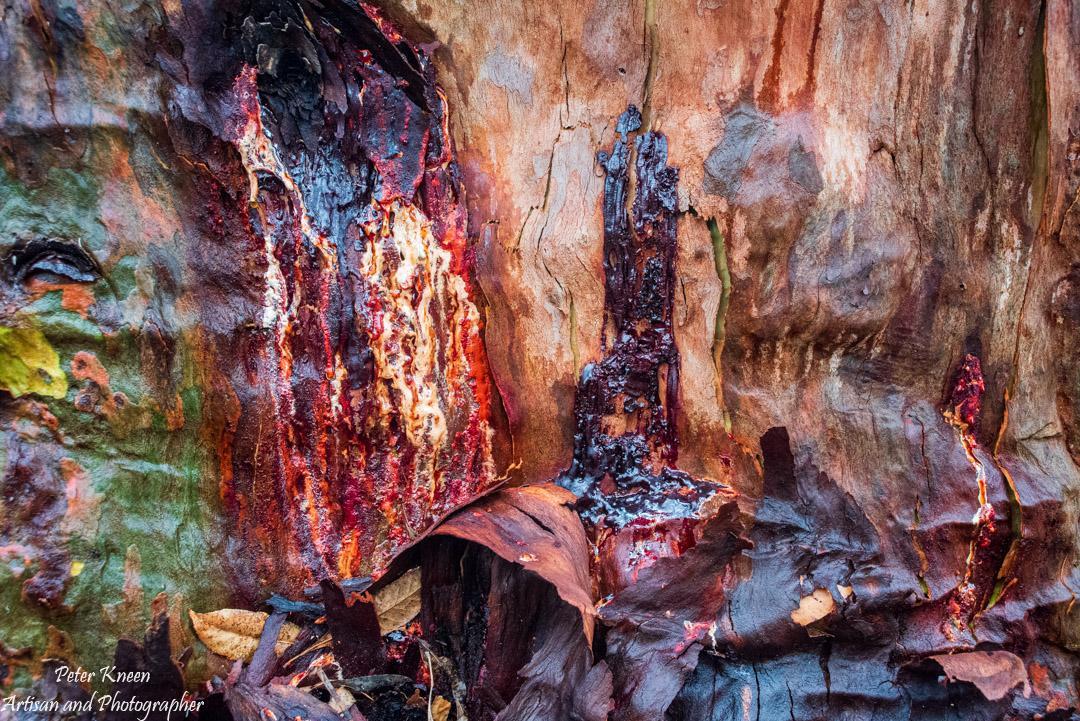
<box><xmin>761</xmin><ymin>426</ymin><xmax>796</xmax><ymax>500</ymax></box>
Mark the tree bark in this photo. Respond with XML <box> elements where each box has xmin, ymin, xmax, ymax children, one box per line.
<box><xmin>0</xmin><ymin>0</ymin><xmax>1078</xmax><ymax>718</ymax></box>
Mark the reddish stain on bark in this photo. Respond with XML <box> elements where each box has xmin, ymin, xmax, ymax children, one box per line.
<box><xmin>757</xmin><ymin>0</ymin><xmax>792</xmax><ymax>111</ymax></box>
<box><xmin>942</xmin><ymin>352</ymin><xmax>1009</xmax><ymax>632</ymax></box>
<box><xmin>948</xmin><ymin>352</ymin><xmax>986</xmax><ymax>429</ymax></box>
<box><xmin>173</xmin><ymin>3</ymin><xmax>499</xmax><ymax>591</ymax></box>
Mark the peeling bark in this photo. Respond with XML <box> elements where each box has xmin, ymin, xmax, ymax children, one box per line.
<box><xmin>1</xmin><ymin>0</ymin><xmax>1078</xmax><ymax>719</ymax></box>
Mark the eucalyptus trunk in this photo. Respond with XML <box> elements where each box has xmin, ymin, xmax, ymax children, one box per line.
<box><xmin>0</xmin><ymin>0</ymin><xmax>1077</xmax><ymax>719</ymax></box>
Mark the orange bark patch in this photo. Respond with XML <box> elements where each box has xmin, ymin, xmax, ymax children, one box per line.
<box><xmin>59</xmin><ymin>457</ymin><xmax>98</xmax><ymax>531</ymax></box>
<box><xmin>71</xmin><ymin>351</ymin><xmax>110</xmax><ymax>387</ymax></box>
<box><xmin>71</xmin><ymin>351</ymin><xmax>126</xmax><ymax>419</ymax></box>
<box><xmin>26</xmin><ymin>278</ymin><xmax>96</xmax><ymax>318</ymax></box>
<box><xmin>931</xmin><ymin>651</ymin><xmax>1030</xmax><ymax>701</ymax></box>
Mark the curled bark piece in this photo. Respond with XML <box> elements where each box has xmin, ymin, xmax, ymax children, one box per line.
<box><xmin>431</xmin><ymin>484</ymin><xmax>596</xmax><ymax>643</ymax></box>
<box><xmin>931</xmin><ymin>650</ymin><xmax>1031</xmax><ymax>701</ymax></box>
<box><xmin>242</xmin><ymin>612</ymin><xmax>287</xmax><ymax>687</ymax></box>
<box><xmin>599</xmin><ymin>503</ymin><xmax>749</xmax><ymax>721</ymax></box>
<box><xmin>225</xmin><ymin>681</ymin><xmax>341</xmax><ymax>721</ymax></box>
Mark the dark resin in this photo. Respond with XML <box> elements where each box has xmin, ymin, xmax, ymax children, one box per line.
<box><xmin>557</xmin><ymin>106</ymin><xmax>718</xmax><ymax>531</ymax></box>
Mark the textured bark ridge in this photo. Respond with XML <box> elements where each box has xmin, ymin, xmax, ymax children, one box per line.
<box><xmin>159</xmin><ymin>0</ymin><xmax>500</xmax><ymax>590</ymax></box>
<box><xmin>1</xmin><ymin>0</ymin><xmax>1079</xmax><ymax>719</ymax></box>
<box><xmin>400</xmin><ymin>0</ymin><xmax>1080</xmax><ymax>716</ymax></box>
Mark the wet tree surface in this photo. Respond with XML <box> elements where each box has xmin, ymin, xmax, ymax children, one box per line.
<box><xmin>1</xmin><ymin>0</ymin><xmax>1079</xmax><ymax>720</ymax></box>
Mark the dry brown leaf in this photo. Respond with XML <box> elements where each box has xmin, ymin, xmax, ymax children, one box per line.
<box><xmin>429</xmin><ymin>695</ymin><xmax>451</xmax><ymax>721</ymax></box>
<box><xmin>374</xmin><ymin>567</ymin><xmax>422</xmax><ymax>634</ymax></box>
<box><xmin>188</xmin><ymin>609</ymin><xmax>300</xmax><ymax>662</ymax></box>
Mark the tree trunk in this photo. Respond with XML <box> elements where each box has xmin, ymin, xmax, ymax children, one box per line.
<box><xmin>0</xmin><ymin>0</ymin><xmax>1078</xmax><ymax>718</ymax></box>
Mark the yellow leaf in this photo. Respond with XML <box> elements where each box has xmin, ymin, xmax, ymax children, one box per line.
<box><xmin>429</xmin><ymin>695</ymin><xmax>451</xmax><ymax>721</ymax></box>
<box><xmin>0</xmin><ymin>326</ymin><xmax>68</xmax><ymax>399</ymax></box>
<box><xmin>374</xmin><ymin>567</ymin><xmax>421</xmax><ymax>635</ymax></box>
<box><xmin>188</xmin><ymin>609</ymin><xmax>300</xmax><ymax>662</ymax></box>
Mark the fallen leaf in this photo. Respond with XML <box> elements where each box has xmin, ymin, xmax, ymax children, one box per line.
<box><xmin>931</xmin><ymin>650</ymin><xmax>1031</xmax><ymax>701</ymax></box>
<box><xmin>189</xmin><ymin>609</ymin><xmax>300</xmax><ymax>662</ymax></box>
<box><xmin>315</xmin><ymin>668</ymin><xmax>358</xmax><ymax>714</ymax></box>
<box><xmin>790</xmin><ymin>589</ymin><xmax>835</xmax><ymax>626</ymax></box>
<box><xmin>429</xmin><ymin>695</ymin><xmax>451</xmax><ymax>721</ymax></box>
<box><xmin>374</xmin><ymin>567</ymin><xmax>421</xmax><ymax>634</ymax></box>
<box><xmin>328</xmin><ymin>686</ymin><xmax>357</xmax><ymax>715</ymax></box>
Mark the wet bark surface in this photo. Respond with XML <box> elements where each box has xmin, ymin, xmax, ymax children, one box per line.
<box><xmin>0</xmin><ymin>0</ymin><xmax>1078</xmax><ymax>719</ymax></box>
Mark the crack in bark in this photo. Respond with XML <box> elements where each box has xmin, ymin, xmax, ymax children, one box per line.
<box><xmin>984</xmin><ymin>0</ymin><xmax>1049</xmax><ymax>610</ymax></box>
<box><xmin>559</xmin><ymin>20</ymin><xmax>571</xmax><ymax>128</ymax></box>
<box><xmin>640</xmin><ymin>0</ymin><xmax>660</xmax><ymax>129</ymax></box>
<box><xmin>707</xmin><ymin>216</ymin><xmax>733</xmax><ymax>432</ymax></box>
<box><xmin>801</xmin><ymin>0</ymin><xmax>825</xmax><ymax>102</ymax></box>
